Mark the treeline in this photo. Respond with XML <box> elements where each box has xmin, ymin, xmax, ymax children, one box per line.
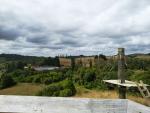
<box><xmin>127</xmin><ymin>57</ymin><xmax>150</xmax><ymax>70</ymax></box>
<box><xmin>0</xmin><ymin>54</ymin><xmax>45</xmax><ymax>65</ymax></box>
<box><xmin>40</xmin><ymin>57</ymin><xmax>60</xmax><ymax>66</ymax></box>
<box><xmin>0</xmin><ymin>54</ymin><xmax>60</xmax><ymax>67</ymax></box>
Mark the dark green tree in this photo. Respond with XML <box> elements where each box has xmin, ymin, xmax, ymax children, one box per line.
<box><xmin>0</xmin><ymin>74</ymin><xmax>16</xmax><ymax>89</ymax></box>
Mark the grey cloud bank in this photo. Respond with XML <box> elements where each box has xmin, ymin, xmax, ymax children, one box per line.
<box><xmin>0</xmin><ymin>0</ymin><xmax>150</xmax><ymax>56</ymax></box>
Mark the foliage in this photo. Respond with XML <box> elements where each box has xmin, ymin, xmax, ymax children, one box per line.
<box><xmin>130</xmin><ymin>70</ymin><xmax>150</xmax><ymax>84</ymax></box>
<box><xmin>73</xmin><ymin>67</ymin><xmax>113</xmax><ymax>89</ymax></box>
<box><xmin>7</xmin><ymin>69</ymin><xmax>35</xmax><ymax>82</ymax></box>
<box><xmin>32</xmin><ymin>72</ymin><xmax>64</xmax><ymax>85</ymax></box>
<box><xmin>41</xmin><ymin>56</ymin><xmax>60</xmax><ymax>67</ymax></box>
<box><xmin>36</xmin><ymin>80</ymin><xmax>76</xmax><ymax>97</ymax></box>
<box><xmin>0</xmin><ymin>54</ymin><xmax>45</xmax><ymax>65</ymax></box>
<box><xmin>0</xmin><ymin>53</ymin><xmax>150</xmax><ymax>97</ymax></box>
<box><xmin>99</xmin><ymin>54</ymin><xmax>107</xmax><ymax>60</ymax></box>
<box><xmin>127</xmin><ymin>57</ymin><xmax>150</xmax><ymax>70</ymax></box>
<box><xmin>0</xmin><ymin>74</ymin><xmax>16</xmax><ymax>89</ymax></box>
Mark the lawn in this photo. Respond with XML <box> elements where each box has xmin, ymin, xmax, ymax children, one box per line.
<box><xmin>0</xmin><ymin>83</ymin><xmax>44</xmax><ymax>96</ymax></box>
<box><xmin>74</xmin><ymin>86</ymin><xmax>149</xmax><ymax>106</ymax></box>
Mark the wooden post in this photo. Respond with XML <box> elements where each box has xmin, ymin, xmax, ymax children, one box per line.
<box><xmin>118</xmin><ymin>48</ymin><xmax>126</xmax><ymax>99</ymax></box>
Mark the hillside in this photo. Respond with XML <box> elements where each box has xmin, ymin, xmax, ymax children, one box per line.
<box><xmin>0</xmin><ymin>54</ymin><xmax>45</xmax><ymax>64</ymax></box>
<box><xmin>128</xmin><ymin>53</ymin><xmax>150</xmax><ymax>60</ymax></box>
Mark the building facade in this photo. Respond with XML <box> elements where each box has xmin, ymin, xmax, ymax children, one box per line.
<box><xmin>59</xmin><ymin>56</ymin><xmax>100</xmax><ymax>68</ymax></box>
<box><xmin>59</xmin><ymin>57</ymin><xmax>72</xmax><ymax>68</ymax></box>
<box><xmin>75</xmin><ymin>56</ymin><xmax>96</xmax><ymax>67</ymax></box>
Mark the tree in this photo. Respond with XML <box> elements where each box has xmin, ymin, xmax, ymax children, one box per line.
<box><xmin>41</xmin><ymin>57</ymin><xmax>60</xmax><ymax>66</ymax></box>
<box><xmin>16</xmin><ymin>61</ymin><xmax>26</xmax><ymax>69</ymax></box>
<box><xmin>84</xmin><ymin>70</ymin><xmax>96</xmax><ymax>82</ymax></box>
<box><xmin>0</xmin><ymin>74</ymin><xmax>16</xmax><ymax>89</ymax></box>
<box><xmin>99</xmin><ymin>54</ymin><xmax>107</xmax><ymax>60</ymax></box>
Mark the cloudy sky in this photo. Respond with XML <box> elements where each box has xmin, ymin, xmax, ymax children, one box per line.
<box><xmin>0</xmin><ymin>0</ymin><xmax>150</xmax><ymax>56</ymax></box>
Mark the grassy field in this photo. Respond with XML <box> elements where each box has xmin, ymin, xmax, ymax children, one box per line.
<box><xmin>74</xmin><ymin>86</ymin><xmax>149</xmax><ymax>106</ymax></box>
<box><xmin>75</xmin><ymin>86</ymin><xmax>118</xmax><ymax>99</ymax></box>
<box><xmin>0</xmin><ymin>83</ymin><xmax>43</xmax><ymax>96</ymax></box>
<box><xmin>135</xmin><ymin>55</ymin><xmax>150</xmax><ymax>60</ymax></box>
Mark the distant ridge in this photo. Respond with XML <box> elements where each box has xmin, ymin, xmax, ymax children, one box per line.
<box><xmin>128</xmin><ymin>53</ymin><xmax>150</xmax><ymax>56</ymax></box>
<box><xmin>0</xmin><ymin>53</ymin><xmax>46</xmax><ymax>64</ymax></box>
<box><xmin>127</xmin><ymin>53</ymin><xmax>150</xmax><ymax>60</ymax></box>
<box><xmin>0</xmin><ymin>53</ymin><xmax>46</xmax><ymax>58</ymax></box>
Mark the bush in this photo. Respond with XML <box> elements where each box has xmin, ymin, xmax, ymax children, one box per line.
<box><xmin>84</xmin><ymin>82</ymin><xmax>95</xmax><ymax>89</ymax></box>
<box><xmin>61</xmin><ymin>80</ymin><xmax>76</xmax><ymax>95</ymax></box>
<box><xmin>32</xmin><ymin>72</ymin><xmax>64</xmax><ymax>85</ymax></box>
<box><xmin>130</xmin><ymin>70</ymin><xmax>150</xmax><ymax>84</ymax></box>
<box><xmin>0</xmin><ymin>74</ymin><xmax>16</xmax><ymax>89</ymax></box>
<box><xmin>43</xmin><ymin>78</ymin><xmax>53</xmax><ymax>84</ymax></box>
<box><xmin>84</xmin><ymin>70</ymin><xmax>96</xmax><ymax>82</ymax></box>
<box><xmin>59</xmin><ymin>89</ymin><xmax>72</xmax><ymax>97</ymax></box>
<box><xmin>8</xmin><ymin>69</ymin><xmax>35</xmax><ymax>83</ymax></box>
<box><xmin>33</xmin><ymin>75</ymin><xmax>42</xmax><ymax>83</ymax></box>
<box><xmin>24</xmin><ymin>76</ymin><xmax>34</xmax><ymax>83</ymax></box>
<box><xmin>36</xmin><ymin>80</ymin><xmax>76</xmax><ymax>97</ymax></box>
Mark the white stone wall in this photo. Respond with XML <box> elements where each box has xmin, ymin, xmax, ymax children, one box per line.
<box><xmin>127</xmin><ymin>100</ymin><xmax>150</xmax><ymax>113</ymax></box>
<box><xmin>0</xmin><ymin>95</ymin><xmax>149</xmax><ymax>113</ymax></box>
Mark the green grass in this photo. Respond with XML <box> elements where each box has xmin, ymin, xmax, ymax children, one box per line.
<box><xmin>0</xmin><ymin>83</ymin><xmax>44</xmax><ymax>96</ymax></box>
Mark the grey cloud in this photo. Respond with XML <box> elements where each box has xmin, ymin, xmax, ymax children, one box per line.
<box><xmin>54</xmin><ymin>34</ymin><xmax>85</xmax><ymax>47</ymax></box>
<box><xmin>25</xmin><ymin>26</ymin><xmax>44</xmax><ymax>33</ymax></box>
<box><xmin>39</xmin><ymin>45</ymin><xmax>65</xmax><ymax>50</ymax></box>
<box><xmin>0</xmin><ymin>27</ymin><xmax>20</xmax><ymax>40</ymax></box>
<box><xmin>11</xmin><ymin>41</ymin><xmax>65</xmax><ymax>50</ymax></box>
<box><xmin>58</xmin><ymin>39</ymin><xmax>83</xmax><ymax>47</ymax></box>
<box><xmin>126</xmin><ymin>45</ymin><xmax>150</xmax><ymax>54</ymax></box>
<box><xmin>26</xmin><ymin>35</ymin><xmax>49</xmax><ymax>44</ymax></box>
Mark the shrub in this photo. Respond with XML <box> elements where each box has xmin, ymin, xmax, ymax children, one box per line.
<box><xmin>32</xmin><ymin>72</ymin><xmax>64</xmax><ymax>85</ymax></box>
<box><xmin>36</xmin><ymin>80</ymin><xmax>76</xmax><ymax>97</ymax></box>
<box><xmin>61</xmin><ymin>80</ymin><xmax>76</xmax><ymax>94</ymax></box>
<box><xmin>59</xmin><ymin>89</ymin><xmax>72</xmax><ymax>97</ymax></box>
<box><xmin>0</xmin><ymin>74</ymin><xmax>16</xmax><ymax>89</ymax></box>
<box><xmin>83</xmin><ymin>70</ymin><xmax>96</xmax><ymax>82</ymax></box>
<box><xmin>130</xmin><ymin>70</ymin><xmax>150</xmax><ymax>84</ymax></box>
<box><xmin>33</xmin><ymin>75</ymin><xmax>42</xmax><ymax>83</ymax></box>
<box><xmin>43</xmin><ymin>78</ymin><xmax>53</xmax><ymax>85</ymax></box>
<box><xmin>24</xmin><ymin>76</ymin><xmax>34</xmax><ymax>83</ymax></box>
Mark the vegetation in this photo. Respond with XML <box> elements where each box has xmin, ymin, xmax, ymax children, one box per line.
<box><xmin>37</xmin><ymin>80</ymin><xmax>76</xmax><ymax>97</ymax></box>
<box><xmin>0</xmin><ymin>83</ymin><xmax>43</xmax><ymax>95</ymax></box>
<box><xmin>75</xmin><ymin>86</ymin><xmax>149</xmax><ymax>106</ymax></box>
<box><xmin>0</xmin><ymin>54</ymin><xmax>45</xmax><ymax>66</ymax></box>
<box><xmin>0</xmin><ymin>74</ymin><xmax>16</xmax><ymax>89</ymax></box>
<box><xmin>41</xmin><ymin>56</ymin><xmax>60</xmax><ymax>66</ymax></box>
<box><xmin>129</xmin><ymin>70</ymin><xmax>150</xmax><ymax>84</ymax></box>
<box><xmin>0</xmin><ymin>53</ymin><xmax>149</xmax><ymax>101</ymax></box>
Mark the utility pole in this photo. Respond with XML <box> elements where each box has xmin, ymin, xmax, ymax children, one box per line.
<box><xmin>118</xmin><ymin>48</ymin><xmax>126</xmax><ymax>99</ymax></box>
